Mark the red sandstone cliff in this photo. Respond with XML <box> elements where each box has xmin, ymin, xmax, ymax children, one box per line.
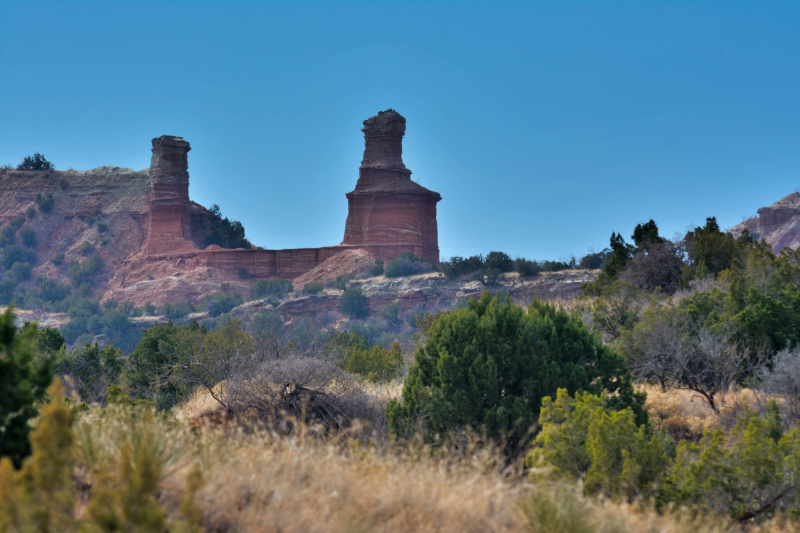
<box><xmin>730</xmin><ymin>192</ymin><xmax>800</xmax><ymax>254</ymax></box>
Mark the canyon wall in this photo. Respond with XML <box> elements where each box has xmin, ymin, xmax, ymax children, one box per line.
<box><xmin>730</xmin><ymin>192</ymin><xmax>800</xmax><ymax>253</ymax></box>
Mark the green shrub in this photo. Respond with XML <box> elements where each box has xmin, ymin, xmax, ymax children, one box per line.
<box><xmin>515</xmin><ymin>258</ymin><xmax>540</xmax><ymax>276</ymax></box>
<box><xmin>338</xmin><ymin>287</ymin><xmax>367</xmax><ymax>318</ymax></box>
<box><xmin>206</xmin><ymin>291</ymin><xmax>244</xmax><ymax>317</ymax></box>
<box><xmin>19</xmin><ymin>225</ymin><xmax>37</xmax><ymax>248</ymax></box>
<box><xmin>438</xmin><ymin>255</ymin><xmax>485</xmax><ymax>278</ymax></box>
<box><xmin>96</xmin><ymin>222</ymin><xmax>109</xmax><ymax>233</ymax></box>
<box><xmin>17</xmin><ymin>153</ymin><xmax>54</xmax><ymax>170</ymax></box>
<box><xmin>379</xmin><ymin>301</ymin><xmax>401</xmax><ymax>327</ymax></box>
<box><xmin>343</xmin><ymin>340</ymin><xmax>404</xmax><ymax>382</ymax></box>
<box><xmin>384</xmin><ymin>251</ymin><xmax>434</xmax><ymax>278</ymax></box>
<box><xmin>485</xmin><ymin>251</ymin><xmax>514</xmax><ymax>273</ymax></box>
<box><xmin>9</xmin><ymin>216</ymin><xmax>25</xmax><ymax>230</ymax></box>
<box><xmin>35</xmin><ymin>276</ymin><xmax>69</xmax><ymax>302</ymax></box>
<box><xmin>237</xmin><ymin>267</ymin><xmax>249</xmax><ymax>279</ymax></box>
<box><xmin>1</xmin><ymin>244</ymin><xmax>36</xmax><ymax>270</ymax></box>
<box><xmin>25</xmin><ymin>206</ymin><xmax>35</xmax><ymax>219</ymax></box>
<box><xmin>660</xmin><ymin>402</ymin><xmax>800</xmax><ymax>522</ymax></box>
<box><xmin>252</xmin><ymin>278</ymin><xmax>293</xmax><ymax>299</ymax></box>
<box><xmin>0</xmin><ymin>310</ymin><xmax>53</xmax><ymax>467</ymax></box>
<box><xmin>56</xmin><ymin>342</ymin><xmax>125</xmax><ymax>404</ymax></box>
<box><xmin>386</xmin><ymin>292</ymin><xmax>646</xmax><ymax>453</ymax></box>
<box><xmin>370</xmin><ymin>258</ymin><xmax>384</xmax><ymax>276</ymax></box>
<box><xmin>527</xmin><ymin>389</ymin><xmax>670</xmax><ymax>501</ymax></box>
<box><xmin>485</xmin><ymin>267</ymin><xmax>502</xmax><ymax>284</ymax></box>
<box><xmin>35</xmin><ymin>192</ymin><xmax>54</xmax><ymax>212</ymax></box>
<box><xmin>51</xmin><ymin>252</ymin><xmax>65</xmax><ymax>266</ymax></box>
<box><xmin>327</xmin><ymin>273</ymin><xmax>354</xmax><ymax>291</ymax></box>
<box><xmin>160</xmin><ymin>300</ymin><xmax>196</xmax><ymax>320</ymax></box>
<box><xmin>78</xmin><ymin>241</ymin><xmax>95</xmax><ymax>255</ymax></box>
<box><xmin>202</xmin><ymin>204</ymin><xmax>251</xmax><ymax>249</ymax></box>
<box><xmin>0</xmin><ymin>225</ymin><xmax>16</xmax><ymax>247</ymax></box>
<box><xmin>302</xmin><ymin>281</ymin><xmax>324</xmax><ymax>294</ymax></box>
<box><xmin>68</xmin><ymin>253</ymin><xmax>103</xmax><ymax>284</ymax></box>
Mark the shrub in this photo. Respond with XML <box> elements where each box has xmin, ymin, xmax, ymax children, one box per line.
<box><xmin>327</xmin><ymin>273</ymin><xmax>354</xmax><ymax>291</ymax></box>
<box><xmin>387</xmin><ymin>292</ymin><xmax>646</xmax><ymax>453</ymax></box>
<box><xmin>370</xmin><ymin>258</ymin><xmax>384</xmax><ymax>276</ymax></box>
<box><xmin>19</xmin><ymin>225</ymin><xmax>37</xmax><ymax>248</ymax></box>
<box><xmin>1</xmin><ymin>244</ymin><xmax>37</xmax><ymax>270</ymax></box>
<box><xmin>342</xmin><ymin>339</ymin><xmax>404</xmax><ymax>382</ymax></box>
<box><xmin>302</xmin><ymin>281</ymin><xmax>324</xmax><ymax>294</ymax></box>
<box><xmin>78</xmin><ymin>241</ymin><xmax>95</xmax><ymax>255</ymax></box>
<box><xmin>252</xmin><ymin>278</ymin><xmax>293</xmax><ymax>299</ymax></box>
<box><xmin>9</xmin><ymin>216</ymin><xmax>25</xmax><ymax>230</ymax></box>
<box><xmin>339</xmin><ymin>287</ymin><xmax>367</xmax><ymax>318</ymax></box>
<box><xmin>515</xmin><ymin>258</ymin><xmax>540</xmax><ymax>276</ymax></box>
<box><xmin>660</xmin><ymin>402</ymin><xmax>800</xmax><ymax>522</ymax></box>
<box><xmin>527</xmin><ymin>389</ymin><xmax>670</xmax><ymax>501</ymax></box>
<box><xmin>384</xmin><ymin>251</ymin><xmax>434</xmax><ymax>278</ymax></box>
<box><xmin>379</xmin><ymin>301</ymin><xmax>401</xmax><ymax>327</ymax></box>
<box><xmin>202</xmin><ymin>204</ymin><xmax>251</xmax><ymax>249</ymax></box>
<box><xmin>485</xmin><ymin>251</ymin><xmax>514</xmax><ymax>273</ymax></box>
<box><xmin>17</xmin><ymin>153</ymin><xmax>54</xmax><ymax>170</ymax></box>
<box><xmin>579</xmin><ymin>248</ymin><xmax>613</xmax><ymax>270</ymax></box>
<box><xmin>68</xmin><ymin>254</ymin><xmax>103</xmax><ymax>284</ymax></box>
<box><xmin>0</xmin><ymin>225</ymin><xmax>15</xmax><ymax>247</ymax></box>
<box><xmin>51</xmin><ymin>252</ymin><xmax>65</xmax><ymax>266</ymax></box>
<box><xmin>0</xmin><ymin>310</ymin><xmax>53</xmax><ymax>467</ymax></box>
<box><xmin>237</xmin><ymin>267</ymin><xmax>249</xmax><ymax>279</ymax></box>
<box><xmin>25</xmin><ymin>206</ymin><xmax>35</xmax><ymax>219</ymax></box>
<box><xmin>206</xmin><ymin>290</ymin><xmax>244</xmax><ymax>317</ymax></box>
<box><xmin>438</xmin><ymin>255</ymin><xmax>485</xmax><ymax>278</ymax></box>
<box><xmin>95</xmin><ymin>222</ymin><xmax>109</xmax><ymax>233</ymax></box>
<box><xmin>160</xmin><ymin>300</ymin><xmax>196</xmax><ymax>320</ymax></box>
<box><xmin>485</xmin><ymin>267</ymin><xmax>502</xmax><ymax>284</ymax></box>
<box><xmin>35</xmin><ymin>276</ymin><xmax>69</xmax><ymax>302</ymax></box>
<box><xmin>141</xmin><ymin>302</ymin><xmax>158</xmax><ymax>316</ymax></box>
<box><xmin>56</xmin><ymin>342</ymin><xmax>125</xmax><ymax>404</ymax></box>
<box><xmin>9</xmin><ymin>261</ymin><xmax>32</xmax><ymax>281</ymax></box>
<box><xmin>35</xmin><ymin>192</ymin><xmax>54</xmax><ymax>212</ymax></box>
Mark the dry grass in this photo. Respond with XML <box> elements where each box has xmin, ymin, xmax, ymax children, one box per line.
<box><xmin>642</xmin><ymin>384</ymin><xmax>763</xmax><ymax>440</ymax></box>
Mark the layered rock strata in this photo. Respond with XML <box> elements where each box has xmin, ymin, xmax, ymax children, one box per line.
<box><xmin>730</xmin><ymin>192</ymin><xmax>800</xmax><ymax>253</ymax></box>
<box><xmin>341</xmin><ymin>110</ymin><xmax>442</xmax><ymax>263</ymax></box>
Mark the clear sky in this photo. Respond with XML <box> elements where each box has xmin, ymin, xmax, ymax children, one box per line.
<box><xmin>1</xmin><ymin>1</ymin><xmax>798</xmax><ymax>261</ymax></box>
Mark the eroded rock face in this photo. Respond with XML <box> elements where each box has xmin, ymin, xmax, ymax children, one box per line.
<box><xmin>730</xmin><ymin>192</ymin><xmax>800</xmax><ymax>253</ymax></box>
<box><xmin>342</xmin><ymin>110</ymin><xmax>442</xmax><ymax>263</ymax></box>
<box><xmin>146</xmin><ymin>136</ymin><xmax>198</xmax><ymax>256</ymax></box>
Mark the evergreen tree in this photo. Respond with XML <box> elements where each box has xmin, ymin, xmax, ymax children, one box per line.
<box><xmin>386</xmin><ymin>292</ymin><xmax>646</xmax><ymax>453</ymax></box>
<box><xmin>0</xmin><ymin>309</ymin><xmax>54</xmax><ymax>467</ymax></box>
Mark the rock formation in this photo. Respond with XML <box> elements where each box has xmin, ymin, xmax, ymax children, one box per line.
<box><xmin>730</xmin><ymin>192</ymin><xmax>800</xmax><ymax>254</ymax></box>
<box><xmin>342</xmin><ymin>110</ymin><xmax>442</xmax><ymax>263</ymax></box>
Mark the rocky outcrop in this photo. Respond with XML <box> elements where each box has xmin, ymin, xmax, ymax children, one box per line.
<box><xmin>730</xmin><ymin>192</ymin><xmax>800</xmax><ymax>254</ymax></box>
<box><xmin>341</xmin><ymin>110</ymin><xmax>441</xmax><ymax>263</ymax></box>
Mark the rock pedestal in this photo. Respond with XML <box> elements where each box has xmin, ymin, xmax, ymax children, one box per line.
<box><xmin>341</xmin><ymin>110</ymin><xmax>442</xmax><ymax>263</ymax></box>
<box><xmin>146</xmin><ymin>136</ymin><xmax>198</xmax><ymax>256</ymax></box>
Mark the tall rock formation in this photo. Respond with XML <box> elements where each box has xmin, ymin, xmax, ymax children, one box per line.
<box><xmin>731</xmin><ymin>192</ymin><xmax>800</xmax><ymax>253</ymax></box>
<box><xmin>146</xmin><ymin>135</ymin><xmax>198</xmax><ymax>256</ymax></box>
<box><xmin>341</xmin><ymin>110</ymin><xmax>442</xmax><ymax>263</ymax></box>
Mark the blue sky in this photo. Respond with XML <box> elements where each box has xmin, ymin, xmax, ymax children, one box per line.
<box><xmin>1</xmin><ymin>1</ymin><xmax>798</xmax><ymax>260</ymax></box>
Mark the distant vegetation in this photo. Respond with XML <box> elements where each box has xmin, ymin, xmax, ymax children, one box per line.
<box><xmin>16</xmin><ymin>153</ymin><xmax>54</xmax><ymax>170</ymax></box>
<box><xmin>202</xmin><ymin>204</ymin><xmax>251</xmax><ymax>249</ymax></box>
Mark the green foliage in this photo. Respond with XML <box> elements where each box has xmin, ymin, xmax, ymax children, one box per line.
<box><xmin>338</xmin><ymin>287</ymin><xmax>367</xmax><ymax>318</ymax></box>
<box><xmin>51</xmin><ymin>251</ymin><xmax>65</xmax><ymax>266</ymax></box>
<box><xmin>330</xmin><ymin>331</ymin><xmax>405</xmax><ymax>382</ymax></box>
<box><xmin>579</xmin><ymin>248</ymin><xmax>613</xmax><ymax>270</ymax></box>
<box><xmin>252</xmin><ymin>278</ymin><xmax>293</xmax><ymax>299</ymax></box>
<box><xmin>590</xmin><ymin>281</ymin><xmax>641</xmax><ymax>343</ymax></box>
<box><xmin>78</xmin><ymin>240</ymin><xmax>95</xmax><ymax>255</ymax></box>
<box><xmin>370</xmin><ymin>258</ymin><xmax>384</xmax><ymax>276</ymax></box>
<box><xmin>67</xmin><ymin>253</ymin><xmax>103</xmax><ymax>284</ymax></box>
<box><xmin>327</xmin><ymin>273</ymin><xmax>354</xmax><ymax>290</ymax></box>
<box><xmin>0</xmin><ymin>310</ymin><xmax>54</xmax><ymax>467</ymax></box>
<box><xmin>1</xmin><ymin>243</ymin><xmax>36</xmax><ymax>270</ymax></box>
<box><xmin>485</xmin><ymin>251</ymin><xmax>514</xmax><ymax>273</ymax></box>
<box><xmin>160</xmin><ymin>300</ymin><xmax>196</xmax><ymax>319</ymax></box>
<box><xmin>35</xmin><ymin>192</ymin><xmax>54</xmax><ymax>212</ymax></box>
<box><xmin>387</xmin><ymin>292</ymin><xmax>646</xmax><ymax>453</ymax></box>
<box><xmin>438</xmin><ymin>254</ymin><xmax>486</xmax><ymax>278</ymax></box>
<box><xmin>17</xmin><ymin>153</ymin><xmax>54</xmax><ymax>170</ymax></box>
<box><xmin>37</xmin><ymin>326</ymin><xmax>65</xmax><ymax>354</ymax></box>
<box><xmin>203</xmin><ymin>204</ymin><xmax>251</xmax><ymax>249</ymax></box>
<box><xmin>56</xmin><ymin>342</ymin><xmax>125</xmax><ymax>404</ymax></box>
<box><xmin>384</xmin><ymin>251</ymin><xmax>434</xmax><ymax>278</ymax></box>
<box><xmin>19</xmin><ymin>225</ymin><xmax>36</xmax><ymax>248</ymax></box>
<box><xmin>379</xmin><ymin>301</ymin><xmax>401</xmax><ymax>327</ymax></box>
<box><xmin>25</xmin><ymin>206</ymin><xmax>35</xmax><ymax>219</ymax></box>
<box><xmin>205</xmin><ymin>289</ymin><xmax>244</xmax><ymax>317</ymax></box>
<box><xmin>126</xmin><ymin>321</ymin><xmax>206</xmax><ymax>408</ymax></box>
<box><xmin>685</xmin><ymin>217</ymin><xmax>744</xmax><ymax>275</ymax></box>
<box><xmin>660</xmin><ymin>404</ymin><xmax>800</xmax><ymax>523</ymax></box>
<box><xmin>515</xmin><ymin>258</ymin><xmax>540</xmax><ymax>276</ymax></box>
<box><xmin>96</xmin><ymin>221</ymin><xmax>109</xmax><ymax>233</ymax></box>
<box><xmin>302</xmin><ymin>281</ymin><xmax>324</xmax><ymax>294</ymax></box>
<box><xmin>528</xmin><ymin>389</ymin><xmax>670</xmax><ymax>501</ymax></box>
<box><xmin>485</xmin><ymin>267</ymin><xmax>502</xmax><ymax>284</ymax></box>
<box><xmin>631</xmin><ymin>219</ymin><xmax>666</xmax><ymax>247</ymax></box>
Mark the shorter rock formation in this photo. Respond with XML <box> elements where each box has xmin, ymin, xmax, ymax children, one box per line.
<box><xmin>730</xmin><ymin>192</ymin><xmax>800</xmax><ymax>254</ymax></box>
